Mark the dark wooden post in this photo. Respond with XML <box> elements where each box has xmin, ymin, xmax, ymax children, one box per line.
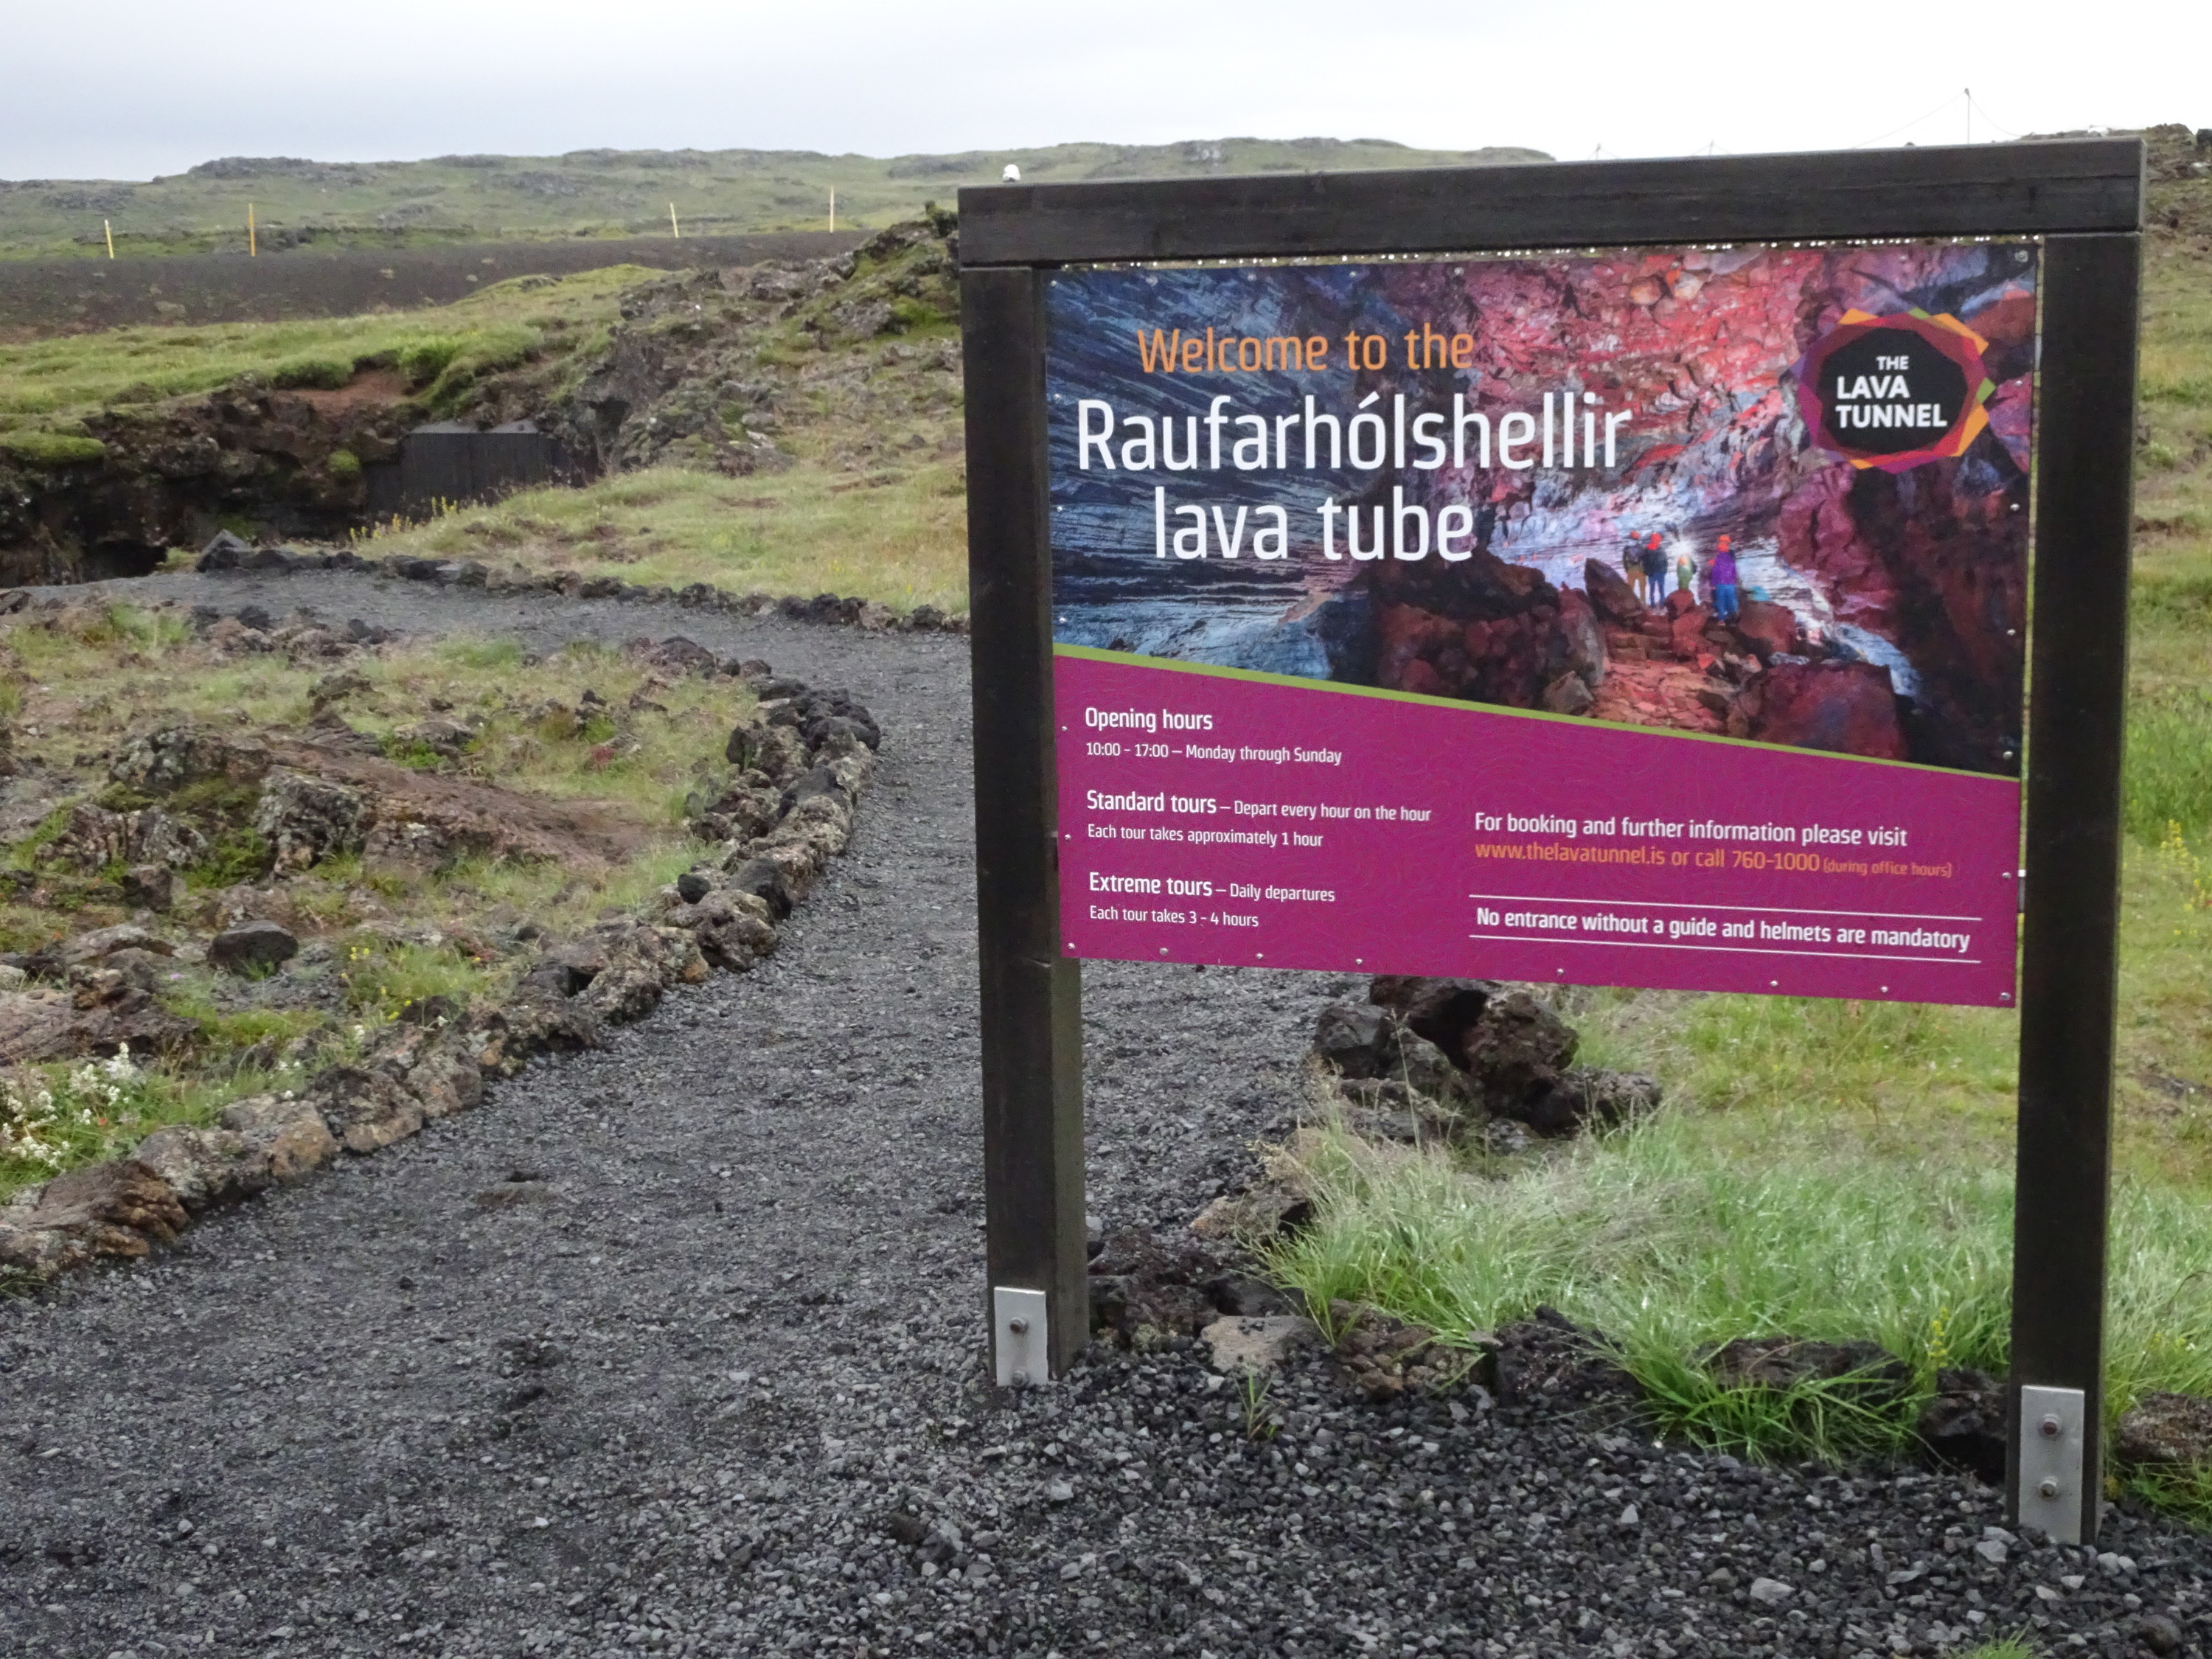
<box><xmin>2008</xmin><ymin>228</ymin><xmax>2142</xmax><ymax>1542</ymax></box>
<box><xmin>962</xmin><ymin>263</ymin><xmax>1089</xmax><ymax>1381</ymax></box>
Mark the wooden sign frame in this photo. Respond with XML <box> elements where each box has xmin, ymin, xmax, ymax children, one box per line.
<box><xmin>960</xmin><ymin>138</ymin><xmax>2143</xmax><ymax>1543</ymax></box>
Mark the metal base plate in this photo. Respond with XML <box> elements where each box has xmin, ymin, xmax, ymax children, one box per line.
<box><xmin>2017</xmin><ymin>1384</ymin><xmax>2087</xmax><ymax>1544</ymax></box>
<box><xmin>992</xmin><ymin>1286</ymin><xmax>1048</xmax><ymax>1388</ymax></box>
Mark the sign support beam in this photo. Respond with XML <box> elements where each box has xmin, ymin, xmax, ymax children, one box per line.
<box><xmin>2007</xmin><ymin>229</ymin><xmax>2141</xmax><ymax>1543</ymax></box>
<box><xmin>964</xmin><ymin>263</ymin><xmax>1088</xmax><ymax>1383</ymax></box>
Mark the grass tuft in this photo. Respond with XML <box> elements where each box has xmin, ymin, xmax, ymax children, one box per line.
<box><xmin>2126</xmin><ymin>692</ymin><xmax>2212</xmax><ymax>841</ymax></box>
<box><xmin>268</xmin><ymin>355</ymin><xmax>355</xmax><ymax>391</ymax></box>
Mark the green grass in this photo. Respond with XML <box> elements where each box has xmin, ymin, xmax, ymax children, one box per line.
<box><xmin>2127</xmin><ymin>695</ymin><xmax>2212</xmax><ymax>840</ymax></box>
<box><xmin>1265</xmin><ymin>832</ymin><xmax>2212</xmax><ymax>1512</ymax></box>
<box><xmin>355</xmin><ymin>459</ymin><xmax>968</xmax><ymax>613</ymax></box>
<box><xmin>1267</xmin><ymin>1096</ymin><xmax>2212</xmax><ymax>1467</ymax></box>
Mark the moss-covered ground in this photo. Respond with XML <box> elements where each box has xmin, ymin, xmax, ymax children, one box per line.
<box><xmin>0</xmin><ymin>602</ymin><xmax>753</xmax><ymax>1206</ymax></box>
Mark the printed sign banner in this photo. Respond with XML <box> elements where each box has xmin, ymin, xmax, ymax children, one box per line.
<box><xmin>1046</xmin><ymin>241</ymin><xmax>2038</xmax><ymax>1006</ymax></box>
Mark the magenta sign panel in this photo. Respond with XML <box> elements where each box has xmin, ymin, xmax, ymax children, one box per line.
<box><xmin>1046</xmin><ymin>242</ymin><xmax>2036</xmax><ymax>1007</ymax></box>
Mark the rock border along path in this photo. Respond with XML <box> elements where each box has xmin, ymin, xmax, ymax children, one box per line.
<box><xmin>3</xmin><ymin>571</ymin><xmax>2208</xmax><ymax>1659</ymax></box>
<box><xmin>183</xmin><ymin>535</ymin><xmax>972</xmax><ymax>639</ymax></box>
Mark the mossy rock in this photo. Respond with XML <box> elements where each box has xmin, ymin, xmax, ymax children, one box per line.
<box><xmin>0</xmin><ymin>431</ymin><xmax>108</xmax><ymax>468</ymax></box>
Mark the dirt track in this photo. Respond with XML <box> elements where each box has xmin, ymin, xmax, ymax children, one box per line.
<box><xmin>0</xmin><ymin>572</ymin><xmax>1346</xmax><ymax>1657</ymax></box>
<box><xmin>0</xmin><ymin>232</ymin><xmax>862</xmax><ymax>338</ymax></box>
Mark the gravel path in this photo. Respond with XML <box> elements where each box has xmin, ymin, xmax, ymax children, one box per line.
<box><xmin>2</xmin><ymin>572</ymin><xmax>2208</xmax><ymax>1659</ymax></box>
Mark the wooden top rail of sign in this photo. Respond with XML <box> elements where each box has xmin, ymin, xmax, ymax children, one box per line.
<box><xmin>957</xmin><ymin>138</ymin><xmax>2144</xmax><ymax>267</ymax></box>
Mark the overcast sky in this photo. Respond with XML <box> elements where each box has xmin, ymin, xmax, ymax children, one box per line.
<box><xmin>1</xmin><ymin>0</ymin><xmax>2198</xmax><ymax>181</ymax></box>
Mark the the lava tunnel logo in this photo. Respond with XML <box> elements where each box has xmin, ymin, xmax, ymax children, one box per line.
<box><xmin>1794</xmin><ymin>309</ymin><xmax>1995</xmax><ymax>473</ymax></box>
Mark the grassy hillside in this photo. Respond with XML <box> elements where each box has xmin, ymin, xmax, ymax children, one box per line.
<box><xmin>0</xmin><ymin>138</ymin><xmax>1549</xmax><ymax>261</ymax></box>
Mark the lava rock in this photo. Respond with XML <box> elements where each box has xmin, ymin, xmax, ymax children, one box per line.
<box><xmin>216</xmin><ymin>1093</ymin><xmax>339</xmax><ymax>1180</ymax></box>
<box><xmin>132</xmin><ymin>1124</ymin><xmax>271</xmax><ymax>1212</ymax></box>
<box><xmin>1330</xmin><ymin>1300</ymin><xmax>1470</xmax><ymax>1399</ymax></box>
<box><xmin>0</xmin><ymin>986</ymin><xmax>194</xmax><ymax>1064</ymax></box>
<box><xmin>1203</xmin><ymin>1315</ymin><xmax>1322</xmax><ymax>1375</ymax></box>
<box><xmin>634</xmin><ymin>636</ymin><xmax>720</xmax><ymax>676</ymax></box>
<box><xmin>1734</xmin><ymin>658</ymin><xmax>1909</xmax><ymax>762</ymax></box>
<box><xmin>32</xmin><ymin>923</ymin><xmax>173</xmax><ymax>975</ymax></box>
<box><xmin>254</xmin><ymin>769</ymin><xmax>367</xmax><ymax>872</ymax></box>
<box><xmin>1706</xmin><ymin>1335</ymin><xmax>1913</xmax><ymax>1405</ymax></box>
<box><xmin>194</xmin><ymin>529</ymin><xmax>251</xmax><ymax>572</ymax></box>
<box><xmin>1521</xmin><ymin>1065</ymin><xmax>1662</xmax><ymax>1137</ymax></box>
<box><xmin>46</xmin><ymin>802</ymin><xmax>206</xmax><ymax>874</ymax></box>
<box><xmin>1189</xmin><ymin>1179</ymin><xmax>1313</xmax><ymax>1244</ymax></box>
<box><xmin>207</xmin><ymin>919</ymin><xmax>299</xmax><ymax>975</ymax></box>
<box><xmin>1460</xmin><ymin>989</ymin><xmax>1579</xmax><ymax>1111</ymax></box>
<box><xmin>1368</xmin><ymin>975</ymin><xmax>1497</xmax><ymax>1056</ymax></box>
<box><xmin>2116</xmin><ymin>1392</ymin><xmax>2212</xmax><ymax>1469</ymax></box>
<box><xmin>1</xmin><ymin>1158</ymin><xmax>187</xmax><ymax>1265</ymax></box>
<box><xmin>725</xmin><ymin>857</ymin><xmax>793</xmax><ymax>919</ymax></box>
<box><xmin>303</xmin><ymin>1065</ymin><xmax>425</xmax><ymax>1155</ymax></box>
<box><xmin>1541</xmin><ymin>670</ymin><xmax>1595</xmax><ymax>715</ymax></box>
<box><xmin>1918</xmin><ymin>1366</ymin><xmax>2008</xmax><ymax>1479</ymax></box>
<box><xmin>119</xmin><ymin>863</ymin><xmax>177</xmax><ymax>911</ymax></box>
<box><xmin>1312</xmin><ymin>1002</ymin><xmax>1388</xmax><ymax>1077</ymax></box>
<box><xmin>1492</xmin><ymin>1304</ymin><xmax>1641</xmax><ymax>1418</ymax></box>
<box><xmin>1731</xmin><ymin>598</ymin><xmax>1800</xmax><ymax>661</ymax></box>
<box><xmin>1583</xmin><ymin>557</ymin><xmax>1647</xmax><ymax>625</ymax></box>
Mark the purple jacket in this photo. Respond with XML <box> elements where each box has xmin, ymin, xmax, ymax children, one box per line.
<box><xmin>1711</xmin><ymin>549</ymin><xmax>1739</xmax><ymax>587</ymax></box>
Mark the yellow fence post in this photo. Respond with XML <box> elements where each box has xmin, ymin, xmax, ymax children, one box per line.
<box><xmin>248</xmin><ymin>201</ymin><xmax>257</xmax><ymax>257</ymax></box>
<box><xmin>669</xmin><ymin>202</ymin><xmax>680</xmax><ymax>238</ymax></box>
<box><xmin>103</xmin><ymin>220</ymin><xmax>114</xmax><ymax>259</ymax></box>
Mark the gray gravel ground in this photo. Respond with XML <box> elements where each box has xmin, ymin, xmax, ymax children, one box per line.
<box><xmin>2</xmin><ymin>571</ymin><xmax>2208</xmax><ymax>1659</ymax></box>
